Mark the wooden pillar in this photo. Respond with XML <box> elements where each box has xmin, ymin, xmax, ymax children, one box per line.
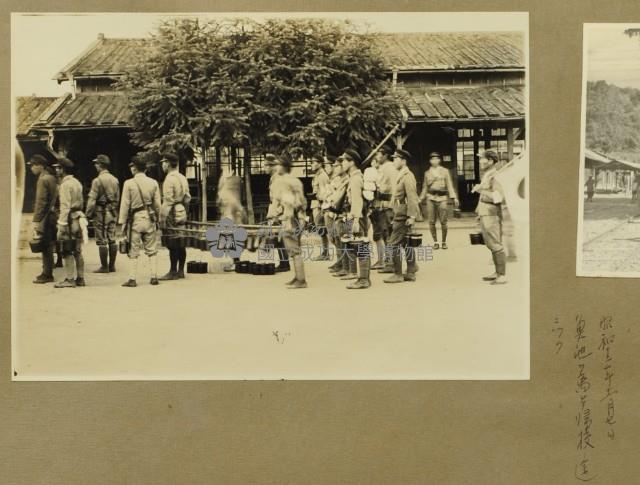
<box><xmin>507</xmin><ymin>127</ymin><xmax>514</xmax><ymax>160</ymax></box>
<box><xmin>244</xmin><ymin>144</ymin><xmax>255</xmax><ymax>224</ymax></box>
<box><xmin>473</xmin><ymin>127</ymin><xmax>481</xmax><ymax>182</ymax></box>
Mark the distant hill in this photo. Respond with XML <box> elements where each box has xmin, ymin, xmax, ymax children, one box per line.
<box><xmin>586</xmin><ymin>80</ymin><xmax>640</xmax><ymax>162</ymax></box>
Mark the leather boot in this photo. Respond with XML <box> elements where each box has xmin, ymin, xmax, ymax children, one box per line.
<box><xmin>404</xmin><ymin>246</ymin><xmax>417</xmax><ymax>282</ymax></box>
<box><xmin>340</xmin><ymin>243</ymin><xmax>358</xmax><ymax>280</ymax></box>
<box><xmin>108</xmin><ymin>243</ymin><xmax>118</xmax><ymax>272</ymax></box>
<box><xmin>347</xmin><ymin>245</ymin><xmax>371</xmax><ymax>289</ymax></box>
<box><xmin>94</xmin><ymin>246</ymin><xmax>109</xmax><ymax>273</ymax></box>
<box><xmin>384</xmin><ymin>251</ymin><xmax>404</xmax><ymax>284</ymax></box>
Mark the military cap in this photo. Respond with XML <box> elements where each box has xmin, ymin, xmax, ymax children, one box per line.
<box><xmin>428</xmin><ymin>151</ymin><xmax>442</xmax><ymax>160</ymax></box>
<box><xmin>161</xmin><ymin>152</ymin><xmax>179</xmax><ymax>166</ymax></box>
<box><xmin>393</xmin><ymin>148</ymin><xmax>412</xmax><ymax>161</ymax></box>
<box><xmin>342</xmin><ymin>149</ymin><xmax>362</xmax><ymax>165</ymax></box>
<box><xmin>310</xmin><ymin>155</ymin><xmax>324</xmax><ymax>165</ymax></box>
<box><xmin>324</xmin><ymin>155</ymin><xmax>336</xmax><ymax>165</ymax></box>
<box><xmin>27</xmin><ymin>154</ymin><xmax>49</xmax><ymax>167</ymax></box>
<box><xmin>92</xmin><ymin>154</ymin><xmax>111</xmax><ymax>166</ymax></box>
<box><xmin>379</xmin><ymin>145</ymin><xmax>394</xmax><ymax>156</ymax></box>
<box><xmin>129</xmin><ymin>157</ymin><xmax>147</xmax><ymax>171</ymax></box>
<box><xmin>52</xmin><ymin>157</ymin><xmax>74</xmax><ymax>170</ymax></box>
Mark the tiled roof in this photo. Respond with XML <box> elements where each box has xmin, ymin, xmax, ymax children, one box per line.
<box><xmin>31</xmin><ymin>93</ymin><xmax>130</xmax><ymax>129</ymax></box>
<box><xmin>374</xmin><ymin>32</ymin><xmax>524</xmax><ymax>71</ymax></box>
<box><xmin>15</xmin><ymin>96</ymin><xmax>57</xmax><ymax>136</ymax></box>
<box><xmin>54</xmin><ymin>32</ymin><xmax>524</xmax><ymax>81</ymax></box>
<box><xmin>397</xmin><ymin>85</ymin><xmax>525</xmax><ymax>122</ymax></box>
<box><xmin>54</xmin><ymin>38</ymin><xmax>148</xmax><ymax>82</ymax></box>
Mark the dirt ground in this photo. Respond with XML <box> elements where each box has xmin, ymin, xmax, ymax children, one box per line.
<box><xmin>13</xmin><ymin>226</ymin><xmax>529</xmax><ymax>380</ymax></box>
<box><xmin>580</xmin><ymin>197</ymin><xmax>640</xmax><ymax>276</ymax></box>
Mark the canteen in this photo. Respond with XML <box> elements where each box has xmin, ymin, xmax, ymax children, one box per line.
<box><xmin>469</xmin><ymin>232</ymin><xmax>485</xmax><ymax>245</ymax></box>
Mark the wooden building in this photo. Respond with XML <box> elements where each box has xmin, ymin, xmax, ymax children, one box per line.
<box><xmin>18</xmin><ymin>31</ymin><xmax>526</xmax><ymax>216</ymax></box>
<box><xmin>584</xmin><ymin>148</ymin><xmax>640</xmax><ymax>197</ymax></box>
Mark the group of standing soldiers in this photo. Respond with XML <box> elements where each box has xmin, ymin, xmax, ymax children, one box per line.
<box><xmin>29</xmin><ymin>152</ymin><xmax>191</xmax><ymax>288</ymax></box>
<box><xmin>262</xmin><ymin>146</ymin><xmax>428</xmax><ymax>289</ymax></box>
<box><xmin>28</xmin><ymin>144</ymin><xmax>508</xmax><ymax>290</ymax></box>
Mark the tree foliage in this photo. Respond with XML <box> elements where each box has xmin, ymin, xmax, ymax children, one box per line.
<box><xmin>586</xmin><ymin>80</ymin><xmax>640</xmax><ymax>161</ymax></box>
<box><xmin>119</xmin><ymin>18</ymin><xmax>401</xmax><ymax>160</ymax></box>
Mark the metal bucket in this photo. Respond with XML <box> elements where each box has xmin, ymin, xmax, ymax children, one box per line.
<box><xmin>469</xmin><ymin>232</ymin><xmax>485</xmax><ymax>245</ymax></box>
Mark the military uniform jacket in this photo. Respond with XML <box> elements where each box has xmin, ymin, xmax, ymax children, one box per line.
<box><xmin>57</xmin><ymin>175</ymin><xmax>85</xmax><ymax>226</ymax></box>
<box><xmin>420</xmin><ymin>166</ymin><xmax>457</xmax><ymax>202</ymax></box>
<box><xmin>266</xmin><ymin>173</ymin><xmax>284</xmax><ymax>220</ymax></box>
<box><xmin>324</xmin><ymin>174</ymin><xmax>349</xmax><ymax>211</ymax></box>
<box><xmin>85</xmin><ymin>171</ymin><xmax>120</xmax><ymax>218</ymax></box>
<box><xmin>345</xmin><ymin>169</ymin><xmax>365</xmax><ymax>220</ymax></box>
<box><xmin>391</xmin><ymin>167</ymin><xmax>420</xmax><ymax>219</ymax></box>
<box><xmin>275</xmin><ymin>174</ymin><xmax>306</xmax><ymax>221</ymax></box>
<box><xmin>33</xmin><ymin>170</ymin><xmax>58</xmax><ymax>225</ymax></box>
<box><xmin>475</xmin><ymin>163</ymin><xmax>506</xmax><ymax>217</ymax></box>
<box><xmin>118</xmin><ymin>173</ymin><xmax>161</xmax><ymax>225</ymax></box>
<box><xmin>160</xmin><ymin>170</ymin><xmax>191</xmax><ymax>226</ymax></box>
<box><xmin>373</xmin><ymin>161</ymin><xmax>398</xmax><ymax>209</ymax></box>
<box><xmin>310</xmin><ymin>169</ymin><xmax>330</xmax><ymax>209</ymax></box>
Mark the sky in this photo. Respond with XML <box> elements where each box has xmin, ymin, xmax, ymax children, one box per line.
<box><xmin>11</xmin><ymin>12</ymin><xmax>527</xmax><ymax>97</ymax></box>
<box><xmin>586</xmin><ymin>23</ymin><xmax>640</xmax><ymax>89</ymax></box>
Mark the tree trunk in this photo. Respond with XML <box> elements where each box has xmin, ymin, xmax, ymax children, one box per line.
<box><xmin>244</xmin><ymin>144</ymin><xmax>255</xmax><ymax>224</ymax></box>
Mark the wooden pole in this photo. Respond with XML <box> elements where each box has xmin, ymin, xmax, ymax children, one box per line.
<box><xmin>507</xmin><ymin>126</ymin><xmax>514</xmax><ymax>160</ymax></box>
<box><xmin>201</xmin><ymin>146</ymin><xmax>207</xmax><ymax>222</ymax></box>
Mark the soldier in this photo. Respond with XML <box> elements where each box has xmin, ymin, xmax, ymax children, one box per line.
<box><xmin>473</xmin><ymin>149</ymin><xmax>507</xmax><ymax>285</ymax></box>
<box><xmin>309</xmin><ymin>155</ymin><xmax>331</xmax><ymax>260</ymax></box>
<box><xmin>585</xmin><ymin>175</ymin><xmax>596</xmax><ymax>202</ymax></box>
<box><xmin>325</xmin><ymin>156</ymin><xmax>351</xmax><ymax>276</ymax></box>
<box><xmin>384</xmin><ymin>149</ymin><xmax>421</xmax><ymax>283</ymax></box>
<box><xmin>85</xmin><ymin>154</ymin><xmax>120</xmax><ymax>273</ymax></box>
<box><xmin>368</xmin><ymin>145</ymin><xmax>396</xmax><ymax>269</ymax></box>
<box><xmin>272</xmin><ymin>156</ymin><xmax>308</xmax><ymax>288</ymax></box>
<box><xmin>53</xmin><ymin>157</ymin><xmax>88</xmax><ymax>288</ymax></box>
<box><xmin>28</xmin><ymin>154</ymin><xmax>58</xmax><ymax>284</ymax></box>
<box><xmin>264</xmin><ymin>153</ymin><xmax>290</xmax><ymax>272</ymax></box>
<box><xmin>158</xmin><ymin>153</ymin><xmax>191</xmax><ymax>280</ymax></box>
<box><xmin>118</xmin><ymin>157</ymin><xmax>162</xmax><ymax>287</ymax></box>
<box><xmin>376</xmin><ymin>146</ymin><xmax>400</xmax><ymax>273</ymax></box>
<box><xmin>419</xmin><ymin>151</ymin><xmax>459</xmax><ymax>250</ymax></box>
<box><xmin>341</xmin><ymin>149</ymin><xmax>372</xmax><ymax>289</ymax></box>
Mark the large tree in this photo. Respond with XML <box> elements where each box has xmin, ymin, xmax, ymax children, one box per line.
<box><xmin>120</xmin><ymin>17</ymin><xmax>401</xmax><ymax>159</ymax></box>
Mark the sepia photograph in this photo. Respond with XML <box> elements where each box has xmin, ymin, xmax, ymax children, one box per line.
<box><xmin>578</xmin><ymin>23</ymin><xmax>640</xmax><ymax>277</ymax></box>
<box><xmin>11</xmin><ymin>11</ymin><xmax>529</xmax><ymax>380</ymax></box>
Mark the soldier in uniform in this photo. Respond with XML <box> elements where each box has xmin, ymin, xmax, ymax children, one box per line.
<box><xmin>158</xmin><ymin>153</ymin><xmax>191</xmax><ymax>280</ymax></box>
<box><xmin>53</xmin><ymin>157</ymin><xmax>88</xmax><ymax>288</ymax></box>
<box><xmin>118</xmin><ymin>157</ymin><xmax>162</xmax><ymax>287</ymax></box>
<box><xmin>341</xmin><ymin>149</ymin><xmax>372</xmax><ymax>289</ymax></box>
<box><xmin>473</xmin><ymin>149</ymin><xmax>507</xmax><ymax>285</ymax></box>
<box><xmin>384</xmin><ymin>149</ymin><xmax>421</xmax><ymax>283</ymax></box>
<box><xmin>28</xmin><ymin>154</ymin><xmax>58</xmax><ymax>284</ymax></box>
<box><xmin>325</xmin><ymin>156</ymin><xmax>351</xmax><ymax>276</ymax></box>
<box><xmin>419</xmin><ymin>151</ymin><xmax>459</xmax><ymax>250</ymax></box>
<box><xmin>376</xmin><ymin>146</ymin><xmax>400</xmax><ymax>274</ymax></box>
<box><xmin>85</xmin><ymin>154</ymin><xmax>120</xmax><ymax>273</ymax></box>
<box><xmin>369</xmin><ymin>145</ymin><xmax>396</xmax><ymax>269</ymax></box>
<box><xmin>272</xmin><ymin>156</ymin><xmax>308</xmax><ymax>288</ymax></box>
<box><xmin>309</xmin><ymin>155</ymin><xmax>331</xmax><ymax>260</ymax></box>
<box><xmin>264</xmin><ymin>153</ymin><xmax>290</xmax><ymax>272</ymax></box>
